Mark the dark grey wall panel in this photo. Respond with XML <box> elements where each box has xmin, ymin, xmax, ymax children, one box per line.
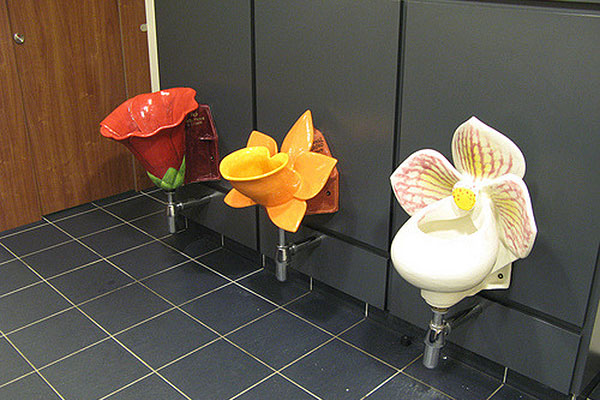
<box><xmin>394</xmin><ymin>0</ymin><xmax>600</xmax><ymax>327</ymax></box>
<box><xmin>178</xmin><ymin>183</ymin><xmax>257</xmax><ymax>250</ymax></box>
<box><xmin>254</xmin><ymin>0</ymin><xmax>400</xmax><ymax>251</ymax></box>
<box><xmin>155</xmin><ymin>1</ymin><xmax>256</xmax><ymax>248</ymax></box>
<box><xmin>155</xmin><ymin>0</ymin><xmax>253</xmax><ymax>157</ymax></box>
<box><xmin>260</xmin><ymin>212</ymin><xmax>387</xmax><ymax>308</ymax></box>
<box><xmin>388</xmin><ymin>272</ymin><xmax>581</xmax><ymax>394</ymax></box>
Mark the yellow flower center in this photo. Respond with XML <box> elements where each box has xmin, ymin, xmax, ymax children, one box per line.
<box><xmin>452</xmin><ymin>187</ymin><xmax>477</xmax><ymax>210</ymax></box>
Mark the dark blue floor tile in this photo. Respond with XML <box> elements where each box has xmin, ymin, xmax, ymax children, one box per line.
<box><xmin>0</xmin><ymin>259</ymin><xmax>40</xmax><ymax>296</ymax></box>
<box><xmin>282</xmin><ymin>339</ymin><xmax>396</xmax><ymax>400</ymax></box>
<box><xmin>238</xmin><ymin>268</ymin><xmax>310</xmax><ymax>305</ymax></box>
<box><xmin>44</xmin><ymin>203</ymin><xmax>95</xmax><ymax>222</ymax></box>
<box><xmin>141</xmin><ymin>261</ymin><xmax>228</xmax><ymax>305</ymax></box>
<box><xmin>22</xmin><ymin>240</ymin><xmax>100</xmax><ymax>278</ymax></box>
<box><xmin>93</xmin><ymin>190</ymin><xmax>138</xmax><ymax>206</ymax></box>
<box><xmin>104</xmin><ymin>374</ymin><xmax>187</xmax><ymax>399</ymax></box>
<box><xmin>490</xmin><ymin>385</ymin><xmax>540</xmax><ymax>400</ymax></box>
<box><xmin>130</xmin><ymin>212</ymin><xmax>171</xmax><ymax>238</ymax></box>
<box><xmin>41</xmin><ymin>339</ymin><xmax>150</xmax><ymax>400</ymax></box>
<box><xmin>0</xmin><ymin>245</ymin><xmax>16</xmax><ymax>263</ymax></box>
<box><xmin>79</xmin><ymin>284</ymin><xmax>171</xmax><ymax>333</ymax></box>
<box><xmin>48</xmin><ymin>260</ymin><xmax>133</xmax><ymax>304</ymax></box>
<box><xmin>8</xmin><ymin>308</ymin><xmax>107</xmax><ymax>368</ymax></box>
<box><xmin>404</xmin><ymin>354</ymin><xmax>501</xmax><ymax>400</ymax></box>
<box><xmin>103</xmin><ymin>195</ymin><xmax>164</xmax><ymax>221</ymax></box>
<box><xmin>0</xmin><ymin>337</ymin><xmax>33</xmax><ymax>385</ymax></box>
<box><xmin>79</xmin><ymin>224</ymin><xmax>153</xmax><ymax>257</ymax></box>
<box><xmin>116</xmin><ymin>309</ymin><xmax>217</xmax><ymax>369</ymax></box>
<box><xmin>364</xmin><ymin>373</ymin><xmax>452</xmax><ymax>399</ymax></box>
<box><xmin>161</xmin><ymin>339</ymin><xmax>272</xmax><ymax>400</ymax></box>
<box><xmin>235</xmin><ymin>374</ymin><xmax>317</xmax><ymax>400</ymax></box>
<box><xmin>161</xmin><ymin>227</ymin><xmax>221</xmax><ymax>258</ymax></box>
<box><xmin>108</xmin><ymin>241</ymin><xmax>188</xmax><ymax>279</ymax></box>
<box><xmin>182</xmin><ymin>284</ymin><xmax>276</xmax><ymax>334</ymax></box>
<box><xmin>340</xmin><ymin>319</ymin><xmax>423</xmax><ymax>369</ymax></box>
<box><xmin>0</xmin><ymin>374</ymin><xmax>61</xmax><ymax>400</ymax></box>
<box><xmin>197</xmin><ymin>247</ymin><xmax>261</xmax><ymax>279</ymax></box>
<box><xmin>228</xmin><ymin>309</ymin><xmax>331</xmax><ymax>369</ymax></box>
<box><xmin>54</xmin><ymin>209</ymin><xmax>123</xmax><ymax>238</ymax></box>
<box><xmin>0</xmin><ymin>225</ymin><xmax>71</xmax><ymax>256</ymax></box>
<box><xmin>285</xmin><ymin>286</ymin><xmax>364</xmax><ymax>334</ymax></box>
<box><xmin>0</xmin><ymin>284</ymin><xmax>71</xmax><ymax>333</ymax></box>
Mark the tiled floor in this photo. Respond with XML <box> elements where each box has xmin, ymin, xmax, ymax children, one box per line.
<box><xmin>0</xmin><ymin>189</ymin><xmax>544</xmax><ymax>399</ymax></box>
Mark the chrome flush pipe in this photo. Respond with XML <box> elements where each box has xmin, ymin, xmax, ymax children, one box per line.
<box><xmin>275</xmin><ymin>228</ymin><xmax>325</xmax><ymax>282</ymax></box>
<box><xmin>165</xmin><ymin>190</ymin><xmax>222</xmax><ymax>234</ymax></box>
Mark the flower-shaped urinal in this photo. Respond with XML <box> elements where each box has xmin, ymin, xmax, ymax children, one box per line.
<box><xmin>390</xmin><ymin>117</ymin><xmax>537</xmax><ymax>309</ymax></box>
<box><xmin>219</xmin><ymin>110</ymin><xmax>338</xmax><ymax>232</ymax></box>
<box><xmin>100</xmin><ymin>87</ymin><xmax>215</xmax><ymax>191</ymax></box>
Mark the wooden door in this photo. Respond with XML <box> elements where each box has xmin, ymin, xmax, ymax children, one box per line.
<box><xmin>6</xmin><ymin>0</ymin><xmax>136</xmax><ymax>214</ymax></box>
<box><xmin>0</xmin><ymin>0</ymin><xmax>42</xmax><ymax>229</ymax></box>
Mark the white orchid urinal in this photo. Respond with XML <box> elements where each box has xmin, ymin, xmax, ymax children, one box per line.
<box><xmin>390</xmin><ymin>117</ymin><xmax>537</xmax><ymax>309</ymax></box>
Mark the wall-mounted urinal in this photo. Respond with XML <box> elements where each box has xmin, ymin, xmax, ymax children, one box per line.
<box><xmin>220</xmin><ymin>110</ymin><xmax>339</xmax><ymax>281</ymax></box>
<box><xmin>390</xmin><ymin>117</ymin><xmax>537</xmax><ymax>368</ymax></box>
<box><xmin>390</xmin><ymin>117</ymin><xmax>537</xmax><ymax>309</ymax></box>
<box><xmin>100</xmin><ymin>87</ymin><xmax>221</xmax><ymax>232</ymax></box>
<box><xmin>219</xmin><ymin>110</ymin><xmax>338</xmax><ymax>233</ymax></box>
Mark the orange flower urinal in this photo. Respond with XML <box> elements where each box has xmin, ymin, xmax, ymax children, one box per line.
<box><xmin>219</xmin><ymin>110</ymin><xmax>338</xmax><ymax>232</ymax></box>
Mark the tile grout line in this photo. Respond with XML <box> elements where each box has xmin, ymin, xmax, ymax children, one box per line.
<box><xmin>0</xmin><ymin>369</ymin><xmax>37</xmax><ymax>390</ymax></box>
<box><xmin>359</xmin><ymin>370</ymin><xmax>401</xmax><ymax>400</ymax></box>
<box><xmin>400</xmin><ymin>353</ymin><xmax>424</xmax><ymax>372</ymax></box>
<box><xmin>8</xmin><ymin>224</ymin><xmax>194</xmax><ymax>400</ymax></box>
<box><xmin>96</xmin><ymin>371</ymin><xmax>156</xmax><ymax>400</ymax></box>
<box><xmin>138</xmin><ymin>189</ymin><xmax>167</xmax><ymax>205</ymax></box>
<box><xmin>0</xmin><ymin>327</ymin><xmax>66</xmax><ymax>399</ymax></box>
<box><xmin>226</xmin><ymin>372</ymin><xmax>280</xmax><ymax>400</ymax></box>
<box><xmin>486</xmin><ymin>383</ymin><xmax>504</xmax><ymax>400</ymax></box>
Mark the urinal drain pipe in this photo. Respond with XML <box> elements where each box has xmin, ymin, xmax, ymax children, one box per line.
<box><xmin>275</xmin><ymin>228</ymin><xmax>325</xmax><ymax>282</ymax></box>
<box><xmin>165</xmin><ymin>190</ymin><xmax>223</xmax><ymax>234</ymax></box>
<box><xmin>423</xmin><ymin>302</ymin><xmax>487</xmax><ymax>369</ymax></box>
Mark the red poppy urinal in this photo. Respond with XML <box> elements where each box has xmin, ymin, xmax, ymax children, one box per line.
<box><xmin>100</xmin><ymin>88</ymin><xmax>219</xmax><ymax>191</ymax></box>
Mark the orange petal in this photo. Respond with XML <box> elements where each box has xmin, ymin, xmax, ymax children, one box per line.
<box><xmin>281</xmin><ymin>110</ymin><xmax>314</xmax><ymax>164</ymax></box>
<box><xmin>224</xmin><ymin>188</ymin><xmax>257</xmax><ymax>208</ymax></box>
<box><xmin>293</xmin><ymin>152</ymin><xmax>338</xmax><ymax>200</ymax></box>
<box><xmin>247</xmin><ymin>131</ymin><xmax>278</xmax><ymax>156</ymax></box>
<box><xmin>265</xmin><ymin>198</ymin><xmax>307</xmax><ymax>232</ymax></box>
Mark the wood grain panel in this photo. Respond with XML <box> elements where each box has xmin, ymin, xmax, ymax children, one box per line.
<box><xmin>0</xmin><ymin>0</ymin><xmax>42</xmax><ymax>230</ymax></box>
<box><xmin>118</xmin><ymin>0</ymin><xmax>154</xmax><ymax>190</ymax></box>
<box><xmin>7</xmin><ymin>0</ymin><xmax>135</xmax><ymax>214</ymax></box>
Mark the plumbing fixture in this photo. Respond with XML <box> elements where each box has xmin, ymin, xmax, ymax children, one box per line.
<box><xmin>275</xmin><ymin>228</ymin><xmax>325</xmax><ymax>282</ymax></box>
<box><xmin>423</xmin><ymin>302</ymin><xmax>487</xmax><ymax>369</ymax></box>
<box><xmin>165</xmin><ymin>190</ymin><xmax>223</xmax><ymax>234</ymax></box>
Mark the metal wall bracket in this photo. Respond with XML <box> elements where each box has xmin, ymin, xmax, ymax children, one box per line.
<box><xmin>165</xmin><ymin>190</ymin><xmax>223</xmax><ymax>234</ymax></box>
<box><xmin>275</xmin><ymin>228</ymin><xmax>325</xmax><ymax>282</ymax></box>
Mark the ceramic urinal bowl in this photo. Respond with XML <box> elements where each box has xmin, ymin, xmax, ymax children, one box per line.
<box><xmin>100</xmin><ymin>88</ymin><xmax>220</xmax><ymax>191</ymax></box>
<box><xmin>220</xmin><ymin>110</ymin><xmax>338</xmax><ymax>233</ymax></box>
<box><xmin>390</xmin><ymin>117</ymin><xmax>537</xmax><ymax>309</ymax></box>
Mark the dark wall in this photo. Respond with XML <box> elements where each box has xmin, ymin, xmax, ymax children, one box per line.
<box><xmin>155</xmin><ymin>0</ymin><xmax>600</xmax><ymax>395</ymax></box>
